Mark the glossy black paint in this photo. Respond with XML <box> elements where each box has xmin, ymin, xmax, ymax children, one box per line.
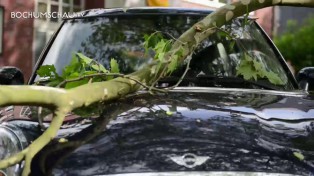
<box><xmin>297</xmin><ymin>67</ymin><xmax>314</xmax><ymax>91</ymax></box>
<box><xmin>8</xmin><ymin>89</ymin><xmax>314</xmax><ymax>175</ymax></box>
<box><xmin>0</xmin><ymin>66</ymin><xmax>24</xmax><ymax>85</ymax></box>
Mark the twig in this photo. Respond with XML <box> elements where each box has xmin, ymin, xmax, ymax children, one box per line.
<box><xmin>200</xmin><ymin>26</ymin><xmax>217</xmax><ymax>35</ymax></box>
<box><xmin>149</xmin><ymin>62</ymin><xmax>169</xmax><ymax>92</ymax></box>
<box><xmin>155</xmin><ymin>30</ymin><xmax>187</xmax><ymax>45</ymax></box>
<box><xmin>165</xmin><ymin>54</ymin><xmax>192</xmax><ymax>90</ymax></box>
<box><xmin>215</xmin><ymin>27</ymin><xmax>237</xmax><ymax>40</ymax></box>
<box><xmin>37</xmin><ymin>107</ymin><xmax>46</xmax><ymax>131</ymax></box>
<box><xmin>124</xmin><ymin>75</ymin><xmax>167</xmax><ymax>93</ymax></box>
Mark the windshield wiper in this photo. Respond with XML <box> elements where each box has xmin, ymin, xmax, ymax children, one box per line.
<box><xmin>158</xmin><ymin>75</ymin><xmax>278</xmax><ymax>90</ymax></box>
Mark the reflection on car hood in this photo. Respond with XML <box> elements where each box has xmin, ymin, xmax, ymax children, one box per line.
<box><xmin>101</xmin><ymin>171</ymin><xmax>297</xmax><ymax>176</ymax></box>
<box><xmin>25</xmin><ymin>88</ymin><xmax>314</xmax><ymax>175</ymax></box>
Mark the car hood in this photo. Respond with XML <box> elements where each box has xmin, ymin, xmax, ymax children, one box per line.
<box><xmin>17</xmin><ymin>88</ymin><xmax>314</xmax><ymax>175</ymax></box>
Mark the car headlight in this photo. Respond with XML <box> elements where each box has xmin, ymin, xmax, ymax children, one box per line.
<box><xmin>0</xmin><ymin>123</ymin><xmax>28</xmax><ymax>176</ymax></box>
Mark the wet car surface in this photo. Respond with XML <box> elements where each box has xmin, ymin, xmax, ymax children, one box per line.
<box><xmin>5</xmin><ymin>88</ymin><xmax>309</xmax><ymax>175</ymax></box>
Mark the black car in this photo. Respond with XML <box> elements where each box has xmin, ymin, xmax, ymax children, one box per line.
<box><xmin>1</xmin><ymin>8</ymin><xmax>314</xmax><ymax>176</ymax></box>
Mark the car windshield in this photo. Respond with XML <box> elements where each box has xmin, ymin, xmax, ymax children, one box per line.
<box><xmin>39</xmin><ymin>13</ymin><xmax>295</xmax><ymax>90</ymax></box>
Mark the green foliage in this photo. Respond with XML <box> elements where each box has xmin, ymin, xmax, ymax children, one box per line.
<box><xmin>236</xmin><ymin>53</ymin><xmax>285</xmax><ymax>85</ymax></box>
<box><xmin>143</xmin><ymin>32</ymin><xmax>165</xmax><ymax>54</ymax></box>
<box><xmin>75</xmin><ymin>53</ymin><xmax>108</xmax><ymax>73</ymax></box>
<box><xmin>274</xmin><ymin>16</ymin><xmax>314</xmax><ymax>72</ymax></box>
<box><xmin>37</xmin><ymin>65</ymin><xmax>59</xmax><ymax>78</ymax></box>
<box><xmin>143</xmin><ymin>32</ymin><xmax>184</xmax><ymax>75</ymax></box>
<box><xmin>167</xmin><ymin>46</ymin><xmax>184</xmax><ymax>74</ymax></box>
<box><xmin>37</xmin><ymin>65</ymin><xmax>63</xmax><ymax>87</ymax></box>
<box><xmin>110</xmin><ymin>58</ymin><xmax>120</xmax><ymax>74</ymax></box>
<box><xmin>36</xmin><ymin>53</ymin><xmax>119</xmax><ymax>89</ymax></box>
<box><xmin>293</xmin><ymin>152</ymin><xmax>305</xmax><ymax>161</ymax></box>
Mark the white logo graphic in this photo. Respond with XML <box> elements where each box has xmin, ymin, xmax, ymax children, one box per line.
<box><xmin>169</xmin><ymin>153</ymin><xmax>210</xmax><ymax>168</ymax></box>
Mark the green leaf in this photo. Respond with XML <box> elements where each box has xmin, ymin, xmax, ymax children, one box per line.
<box><xmin>154</xmin><ymin>52</ymin><xmax>165</xmax><ymax>74</ymax></box>
<box><xmin>143</xmin><ymin>32</ymin><xmax>164</xmax><ymax>54</ymax></box>
<box><xmin>236</xmin><ymin>53</ymin><xmax>285</xmax><ymax>85</ymax></box>
<box><xmin>166</xmin><ymin>46</ymin><xmax>184</xmax><ymax>75</ymax></box>
<box><xmin>65</xmin><ymin>78</ymin><xmax>89</xmax><ymax>89</ymax></box>
<box><xmin>217</xmin><ymin>30</ymin><xmax>229</xmax><ymax>40</ymax></box>
<box><xmin>58</xmin><ymin>138</ymin><xmax>68</xmax><ymax>143</ymax></box>
<box><xmin>156</xmin><ymin>52</ymin><xmax>165</xmax><ymax>62</ymax></box>
<box><xmin>37</xmin><ymin>65</ymin><xmax>59</xmax><ymax>78</ymax></box>
<box><xmin>265</xmin><ymin>71</ymin><xmax>285</xmax><ymax>85</ymax></box>
<box><xmin>293</xmin><ymin>152</ymin><xmax>305</xmax><ymax>161</ymax></box>
<box><xmin>167</xmin><ymin>55</ymin><xmax>178</xmax><ymax>74</ymax></box>
<box><xmin>229</xmin><ymin>40</ymin><xmax>236</xmax><ymax>50</ymax></box>
<box><xmin>47</xmin><ymin>78</ymin><xmax>64</xmax><ymax>87</ymax></box>
<box><xmin>150</xmin><ymin>65</ymin><xmax>157</xmax><ymax>75</ymax></box>
<box><xmin>76</xmin><ymin>53</ymin><xmax>108</xmax><ymax>73</ymax></box>
<box><xmin>66</xmin><ymin>72</ymin><xmax>80</xmax><ymax>79</ymax></box>
<box><xmin>110</xmin><ymin>58</ymin><xmax>120</xmax><ymax>73</ymax></box>
<box><xmin>62</xmin><ymin>54</ymin><xmax>83</xmax><ymax>78</ymax></box>
<box><xmin>154</xmin><ymin>39</ymin><xmax>166</xmax><ymax>54</ymax></box>
<box><xmin>175</xmin><ymin>46</ymin><xmax>184</xmax><ymax>58</ymax></box>
<box><xmin>236</xmin><ymin>54</ymin><xmax>258</xmax><ymax>80</ymax></box>
<box><xmin>84</xmin><ymin>70</ymin><xmax>99</xmax><ymax>75</ymax></box>
<box><xmin>164</xmin><ymin>40</ymin><xmax>172</xmax><ymax>52</ymax></box>
<box><xmin>236</xmin><ymin>60</ymin><xmax>257</xmax><ymax>80</ymax></box>
<box><xmin>106</xmin><ymin>58</ymin><xmax>120</xmax><ymax>80</ymax></box>
<box><xmin>166</xmin><ymin>111</ymin><xmax>174</xmax><ymax>116</ymax></box>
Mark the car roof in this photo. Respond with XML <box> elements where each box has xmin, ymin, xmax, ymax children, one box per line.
<box><xmin>66</xmin><ymin>7</ymin><xmax>215</xmax><ymax>19</ymax></box>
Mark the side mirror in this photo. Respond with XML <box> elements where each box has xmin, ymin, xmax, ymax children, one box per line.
<box><xmin>0</xmin><ymin>66</ymin><xmax>24</xmax><ymax>85</ymax></box>
<box><xmin>296</xmin><ymin>67</ymin><xmax>314</xmax><ymax>91</ymax></box>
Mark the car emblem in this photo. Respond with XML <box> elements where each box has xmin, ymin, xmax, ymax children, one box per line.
<box><xmin>169</xmin><ymin>153</ymin><xmax>210</xmax><ymax>168</ymax></box>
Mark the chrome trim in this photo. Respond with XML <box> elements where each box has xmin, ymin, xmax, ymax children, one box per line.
<box><xmin>168</xmin><ymin>87</ymin><xmax>307</xmax><ymax>97</ymax></box>
<box><xmin>169</xmin><ymin>153</ymin><xmax>210</xmax><ymax>168</ymax></box>
<box><xmin>305</xmin><ymin>82</ymin><xmax>309</xmax><ymax>92</ymax></box>
<box><xmin>100</xmin><ymin>172</ymin><xmax>298</xmax><ymax>176</ymax></box>
<box><xmin>0</xmin><ymin>123</ymin><xmax>28</xmax><ymax>175</ymax></box>
<box><xmin>0</xmin><ymin>123</ymin><xmax>28</xmax><ymax>150</ymax></box>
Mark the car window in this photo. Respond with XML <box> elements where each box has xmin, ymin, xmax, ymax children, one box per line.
<box><xmin>38</xmin><ymin>14</ymin><xmax>295</xmax><ymax>90</ymax></box>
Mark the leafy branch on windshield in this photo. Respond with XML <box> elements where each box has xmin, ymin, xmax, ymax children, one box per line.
<box><xmin>1</xmin><ymin>1</ymin><xmax>314</xmax><ymax>176</ymax></box>
<box><xmin>215</xmin><ymin>21</ymin><xmax>286</xmax><ymax>86</ymax></box>
<box><xmin>36</xmin><ymin>53</ymin><xmax>120</xmax><ymax>89</ymax></box>
<box><xmin>143</xmin><ymin>32</ymin><xmax>187</xmax><ymax>90</ymax></box>
<box><xmin>236</xmin><ymin>53</ymin><xmax>286</xmax><ymax>85</ymax></box>
<box><xmin>38</xmin><ymin>32</ymin><xmax>188</xmax><ymax>95</ymax></box>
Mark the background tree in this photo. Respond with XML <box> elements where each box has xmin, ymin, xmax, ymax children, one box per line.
<box><xmin>274</xmin><ymin>15</ymin><xmax>314</xmax><ymax>73</ymax></box>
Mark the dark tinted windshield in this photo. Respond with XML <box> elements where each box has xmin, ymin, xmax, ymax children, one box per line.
<box><xmin>39</xmin><ymin>14</ymin><xmax>295</xmax><ymax>90</ymax></box>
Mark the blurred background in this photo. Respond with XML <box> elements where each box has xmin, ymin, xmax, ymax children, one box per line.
<box><xmin>0</xmin><ymin>0</ymin><xmax>313</xmax><ymax>81</ymax></box>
